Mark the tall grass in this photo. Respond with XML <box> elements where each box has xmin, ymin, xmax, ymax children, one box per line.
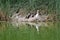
<box><xmin>0</xmin><ymin>0</ymin><xmax>57</xmax><ymax>16</ymax></box>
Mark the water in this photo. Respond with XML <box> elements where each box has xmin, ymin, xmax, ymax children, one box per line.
<box><xmin>0</xmin><ymin>21</ymin><xmax>59</xmax><ymax>40</ymax></box>
<box><xmin>12</xmin><ymin>22</ymin><xmax>49</xmax><ymax>32</ymax></box>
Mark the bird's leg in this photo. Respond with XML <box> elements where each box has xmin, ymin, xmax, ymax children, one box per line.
<box><xmin>35</xmin><ymin>25</ymin><xmax>39</xmax><ymax>32</ymax></box>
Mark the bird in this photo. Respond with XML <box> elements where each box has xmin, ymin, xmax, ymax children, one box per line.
<box><xmin>27</xmin><ymin>10</ymin><xmax>40</xmax><ymax>22</ymax></box>
<box><xmin>34</xmin><ymin>10</ymin><xmax>39</xmax><ymax>18</ymax></box>
<box><xmin>25</xmin><ymin>10</ymin><xmax>39</xmax><ymax>19</ymax></box>
<box><xmin>27</xmin><ymin>10</ymin><xmax>40</xmax><ymax>19</ymax></box>
<box><xmin>25</xmin><ymin>13</ymin><xmax>32</xmax><ymax>19</ymax></box>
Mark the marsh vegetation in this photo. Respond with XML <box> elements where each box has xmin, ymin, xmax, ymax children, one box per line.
<box><xmin>0</xmin><ymin>0</ymin><xmax>60</xmax><ymax>40</ymax></box>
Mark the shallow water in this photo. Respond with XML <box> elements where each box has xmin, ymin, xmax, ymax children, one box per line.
<box><xmin>0</xmin><ymin>21</ymin><xmax>59</xmax><ymax>40</ymax></box>
<box><xmin>11</xmin><ymin>21</ymin><xmax>54</xmax><ymax>32</ymax></box>
<box><xmin>0</xmin><ymin>21</ymin><xmax>56</xmax><ymax>31</ymax></box>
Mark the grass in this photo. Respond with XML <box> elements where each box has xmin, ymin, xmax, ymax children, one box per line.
<box><xmin>0</xmin><ymin>0</ymin><xmax>57</xmax><ymax>16</ymax></box>
<box><xmin>0</xmin><ymin>22</ymin><xmax>59</xmax><ymax>40</ymax></box>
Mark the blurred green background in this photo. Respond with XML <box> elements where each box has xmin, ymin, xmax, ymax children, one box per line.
<box><xmin>0</xmin><ymin>0</ymin><xmax>57</xmax><ymax>15</ymax></box>
<box><xmin>0</xmin><ymin>0</ymin><xmax>60</xmax><ymax>40</ymax></box>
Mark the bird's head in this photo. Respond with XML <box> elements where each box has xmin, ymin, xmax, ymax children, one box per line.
<box><xmin>37</xmin><ymin>10</ymin><xmax>40</xmax><ymax>15</ymax></box>
<box><xmin>37</xmin><ymin>10</ymin><xmax>39</xmax><ymax>13</ymax></box>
